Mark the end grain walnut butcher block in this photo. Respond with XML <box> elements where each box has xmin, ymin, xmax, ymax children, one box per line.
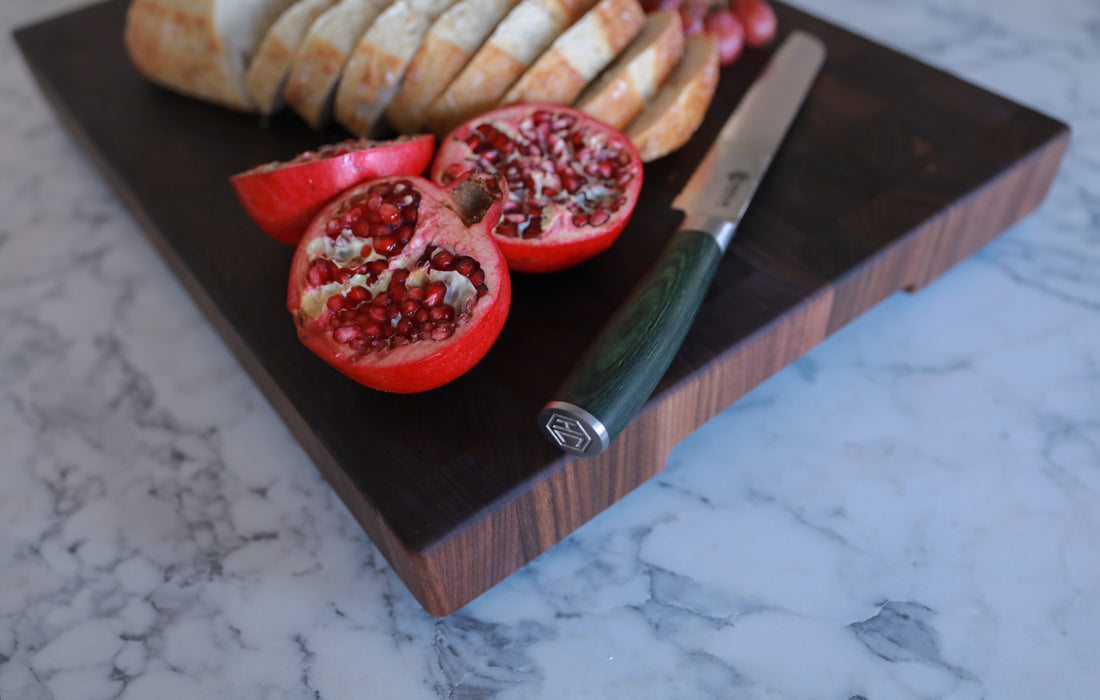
<box><xmin>499</xmin><ymin>0</ymin><xmax>646</xmax><ymax>108</ymax></box>
<box><xmin>124</xmin><ymin>0</ymin><xmax>298</xmax><ymax>111</ymax></box>
<box><xmin>18</xmin><ymin>0</ymin><xmax>1071</xmax><ymax>616</ymax></box>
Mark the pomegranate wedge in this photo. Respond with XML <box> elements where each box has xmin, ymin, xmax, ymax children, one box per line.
<box><xmin>232</xmin><ymin>134</ymin><xmax>434</xmax><ymax>246</ymax></box>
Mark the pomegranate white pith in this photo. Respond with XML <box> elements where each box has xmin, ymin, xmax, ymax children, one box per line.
<box><xmin>288</xmin><ymin>174</ymin><xmax>509</xmax><ymax>393</ymax></box>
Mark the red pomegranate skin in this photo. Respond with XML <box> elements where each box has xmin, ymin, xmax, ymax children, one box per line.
<box><xmin>232</xmin><ymin>134</ymin><xmax>435</xmax><ymax>246</ymax></box>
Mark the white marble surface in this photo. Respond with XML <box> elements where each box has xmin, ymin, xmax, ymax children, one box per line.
<box><xmin>2</xmin><ymin>0</ymin><xmax>1098</xmax><ymax>697</ymax></box>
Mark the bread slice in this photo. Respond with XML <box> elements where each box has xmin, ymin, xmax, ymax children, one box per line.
<box><xmin>499</xmin><ymin>0</ymin><xmax>645</xmax><ymax>108</ymax></box>
<box><xmin>333</xmin><ymin>0</ymin><xmax>457</xmax><ymax>136</ymax></box>
<box><xmin>626</xmin><ymin>33</ymin><xmax>718</xmax><ymax>161</ymax></box>
<box><xmin>245</xmin><ymin>0</ymin><xmax>339</xmax><ymax>115</ymax></box>
<box><xmin>385</xmin><ymin>0</ymin><xmax>521</xmax><ymax>134</ymax></box>
<box><xmin>124</xmin><ymin>0</ymin><xmax>298</xmax><ymax>111</ymax></box>
<box><xmin>281</xmin><ymin>0</ymin><xmax>395</xmax><ymax>128</ymax></box>
<box><xmin>423</xmin><ymin>0</ymin><xmax>597</xmax><ymax>135</ymax></box>
<box><xmin>573</xmin><ymin>9</ymin><xmax>682</xmax><ymax>130</ymax></box>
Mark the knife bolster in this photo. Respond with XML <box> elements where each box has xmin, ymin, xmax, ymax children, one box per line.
<box><xmin>681</xmin><ymin>212</ymin><xmax>738</xmax><ymax>251</ymax></box>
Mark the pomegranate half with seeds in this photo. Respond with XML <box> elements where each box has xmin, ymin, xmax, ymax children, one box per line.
<box><xmin>432</xmin><ymin>104</ymin><xmax>643</xmax><ymax>274</ymax></box>
<box><xmin>232</xmin><ymin>134</ymin><xmax>434</xmax><ymax>246</ymax></box>
<box><xmin>287</xmin><ymin>170</ymin><xmax>510</xmax><ymax>393</ymax></box>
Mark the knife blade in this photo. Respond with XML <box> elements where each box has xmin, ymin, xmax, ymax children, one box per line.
<box><xmin>538</xmin><ymin>30</ymin><xmax>826</xmax><ymax>457</ymax></box>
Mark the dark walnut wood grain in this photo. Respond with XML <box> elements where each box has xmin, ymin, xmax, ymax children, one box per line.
<box><xmin>15</xmin><ymin>0</ymin><xmax>1069</xmax><ymax>616</ymax></box>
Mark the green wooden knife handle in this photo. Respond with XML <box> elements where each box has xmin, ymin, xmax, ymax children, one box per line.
<box><xmin>539</xmin><ymin>228</ymin><xmax>725</xmax><ymax>457</ymax></box>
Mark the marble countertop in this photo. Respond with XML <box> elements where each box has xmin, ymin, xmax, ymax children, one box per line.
<box><xmin>2</xmin><ymin>0</ymin><xmax>1097</xmax><ymax>698</ymax></box>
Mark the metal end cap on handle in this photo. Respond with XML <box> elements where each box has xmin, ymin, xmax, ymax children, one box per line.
<box><xmin>538</xmin><ymin>402</ymin><xmax>611</xmax><ymax>457</ymax></box>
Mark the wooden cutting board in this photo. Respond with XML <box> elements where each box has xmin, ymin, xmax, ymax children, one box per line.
<box><xmin>15</xmin><ymin>0</ymin><xmax>1069</xmax><ymax>616</ymax></box>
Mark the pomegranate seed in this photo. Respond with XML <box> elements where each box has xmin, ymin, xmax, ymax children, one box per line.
<box><xmin>367</xmin><ymin>260</ymin><xmax>388</xmax><ymax>279</ymax></box>
<box><xmin>334</xmin><ymin>326</ymin><xmax>360</xmax><ymax>344</ymax></box>
<box><xmin>347</xmin><ymin>286</ymin><xmax>369</xmax><ymax>304</ymax></box>
<box><xmin>326</xmin><ymin>295</ymin><xmax>346</xmax><ymax>312</ymax></box>
<box><xmin>368</xmin><ymin>306</ymin><xmax>387</xmax><ymax>323</ymax></box>
<box><xmin>455</xmin><ymin>256</ymin><xmax>477</xmax><ymax>277</ymax></box>
<box><xmin>342</xmin><ymin>206</ymin><xmax>363</xmax><ymax>225</ymax></box>
<box><xmin>308</xmin><ymin>260</ymin><xmax>330</xmax><ymax>286</ymax></box>
<box><xmin>590</xmin><ymin>211</ymin><xmax>610</xmax><ymax>227</ymax></box>
<box><xmin>374</xmin><ymin>236</ymin><xmax>399</xmax><ymax>256</ymax></box>
<box><xmin>424</xmin><ymin>282</ymin><xmax>447</xmax><ymax>307</ymax></box>
<box><xmin>432</xmin><ymin>250</ymin><xmax>456</xmax><ymax>270</ymax></box>
<box><xmin>378</xmin><ymin>203</ymin><xmax>400</xmax><ymax>223</ymax></box>
<box><xmin>476</xmin><ymin>283</ymin><xmax>489</xmax><ymax>298</ymax></box>
<box><xmin>406</xmin><ymin>287</ymin><xmax>424</xmax><ymax>302</ymax></box>
<box><xmin>430</xmin><ymin>305</ymin><xmax>455</xmax><ymax>322</ymax></box>
<box><xmin>402</xmin><ymin>299</ymin><xmax>420</xmax><ymax>317</ymax></box>
<box><xmin>397</xmin><ymin>318</ymin><xmax>415</xmax><ymax>335</ymax></box>
<box><xmin>469</xmin><ymin>269</ymin><xmax>485</xmax><ymax>287</ymax></box>
<box><xmin>363</xmin><ymin>323</ymin><xmax>382</xmax><ymax>339</ymax></box>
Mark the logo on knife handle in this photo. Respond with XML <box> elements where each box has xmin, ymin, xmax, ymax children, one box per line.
<box><xmin>543</xmin><ymin>412</ymin><xmax>592</xmax><ymax>453</ymax></box>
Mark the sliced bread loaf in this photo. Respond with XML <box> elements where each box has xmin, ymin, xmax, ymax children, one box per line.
<box><xmin>499</xmin><ymin>0</ymin><xmax>645</xmax><ymax>108</ymax></box>
<box><xmin>281</xmin><ymin>0</ymin><xmax>394</xmax><ymax>128</ymax></box>
<box><xmin>385</xmin><ymin>0</ymin><xmax>521</xmax><ymax>134</ymax></box>
<box><xmin>572</xmin><ymin>9</ymin><xmax>682</xmax><ymax>130</ymax></box>
<box><xmin>332</xmin><ymin>0</ymin><xmax>457</xmax><ymax>136</ymax></box>
<box><xmin>245</xmin><ymin>0</ymin><xmax>339</xmax><ymax>115</ymax></box>
<box><xmin>124</xmin><ymin>0</ymin><xmax>298</xmax><ymax>111</ymax></box>
<box><xmin>423</xmin><ymin>0</ymin><xmax>597</xmax><ymax>135</ymax></box>
<box><xmin>626</xmin><ymin>33</ymin><xmax>719</xmax><ymax>161</ymax></box>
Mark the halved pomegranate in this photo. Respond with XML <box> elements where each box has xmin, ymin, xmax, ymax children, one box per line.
<box><xmin>287</xmin><ymin>170</ymin><xmax>510</xmax><ymax>393</ymax></box>
<box><xmin>431</xmin><ymin>104</ymin><xmax>643</xmax><ymax>274</ymax></box>
<box><xmin>231</xmin><ymin>134</ymin><xmax>435</xmax><ymax>246</ymax></box>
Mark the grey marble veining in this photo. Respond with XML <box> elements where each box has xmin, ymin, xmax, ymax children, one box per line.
<box><xmin>2</xmin><ymin>0</ymin><xmax>1099</xmax><ymax>698</ymax></box>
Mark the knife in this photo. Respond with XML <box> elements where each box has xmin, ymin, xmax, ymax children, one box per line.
<box><xmin>538</xmin><ymin>30</ymin><xmax>826</xmax><ymax>457</ymax></box>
